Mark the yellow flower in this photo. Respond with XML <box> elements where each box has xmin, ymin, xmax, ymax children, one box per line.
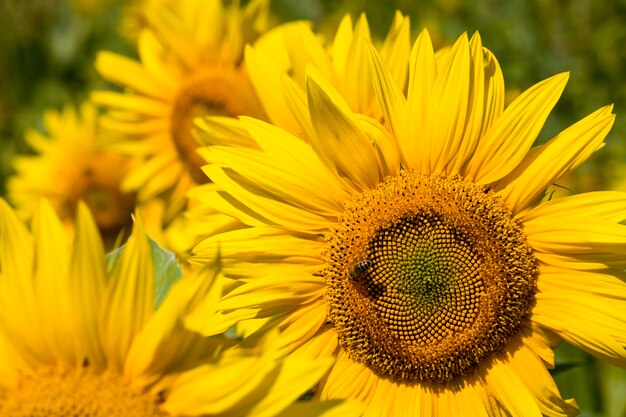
<box><xmin>245</xmin><ymin>12</ymin><xmax>410</xmax><ymax>133</ymax></box>
<box><xmin>0</xmin><ymin>199</ymin><xmax>361</xmax><ymax>417</ymax></box>
<box><xmin>93</xmin><ymin>0</ymin><xmax>270</xmax><ymax>220</ymax></box>
<box><xmin>7</xmin><ymin>102</ymin><xmax>135</xmax><ymax>249</ymax></box>
<box><xmin>189</xmin><ymin>28</ymin><xmax>625</xmax><ymax>416</ymax></box>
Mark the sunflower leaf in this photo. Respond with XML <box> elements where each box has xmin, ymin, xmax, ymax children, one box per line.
<box><xmin>105</xmin><ymin>237</ymin><xmax>182</xmax><ymax>308</ymax></box>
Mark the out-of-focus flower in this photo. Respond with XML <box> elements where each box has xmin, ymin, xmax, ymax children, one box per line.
<box><xmin>0</xmin><ymin>199</ymin><xmax>362</xmax><ymax>417</ymax></box>
<box><xmin>7</xmin><ymin>102</ymin><xmax>135</xmax><ymax>248</ymax></box>
<box><xmin>93</xmin><ymin>0</ymin><xmax>271</xmax><ymax>221</ymax></box>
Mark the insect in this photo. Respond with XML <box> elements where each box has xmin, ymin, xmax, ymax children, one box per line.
<box><xmin>349</xmin><ymin>261</ymin><xmax>372</xmax><ymax>281</ymax></box>
<box><xmin>348</xmin><ymin>260</ymin><xmax>385</xmax><ymax>300</ymax></box>
<box><xmin>547</xmin><ymin>183</ymin><xmax>572</xmax><ymax>201</ymax></box>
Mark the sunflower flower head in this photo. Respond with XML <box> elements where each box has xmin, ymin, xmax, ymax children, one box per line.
<box><xmin>93</xmin><ymin>0</ymin><xmax>270</xmax><ymax>219</ymax></box>
<box><xmin>189</xmin><ymin>19</ymin><xmax>625</xmax><ymax>416</ymax></box>
<box><xmin>0</xmin><ymin>198</ymin><xmax>362</xmax><ymax>417</ymax></box>
<box><xmin>7</xmin><ymin>102</ymin><xmax>135</xmax><ymax>248</ymax></box>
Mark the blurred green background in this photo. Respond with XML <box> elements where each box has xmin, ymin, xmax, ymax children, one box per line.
<box><xmin>1</xmin><ymin>0</ymin><xmax>626</xmax><ymax>415</ymax></box>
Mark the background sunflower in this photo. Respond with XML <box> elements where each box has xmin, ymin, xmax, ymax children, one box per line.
<box><xmin>2</xmin><ymin>0</ymin><xmax>626</xmax><ymax>415</ymax></box>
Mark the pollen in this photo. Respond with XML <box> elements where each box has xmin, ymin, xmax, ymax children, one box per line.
<box><xmin>170</xmin><ymin>66</ymin><xmax>266</xmax><ymax>183</ymax></box>
<box><xmin>0</xmin><ymin>366</ymin><xmax>168</xmax><ymax>417</ymax></box>
<box><xmin>323</xmin><ymin>171</ymin><xmax>538</xmax><ymax>383</ymax></box>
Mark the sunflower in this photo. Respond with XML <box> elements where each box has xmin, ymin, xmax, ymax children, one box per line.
<box><xmin>93</xmin><ymin>0</ymin><xmax>270</xmax><ymax>220</ymax></box>
<box><xmin>7</xmin><ymin>102</ymin><xmax>135</xmax><ymax>249</ymax></box>
<box><xmin>243</xmin><ymin>11</ymin><xmax>410</xmax><ymax>134</ymax></box>
<box><xmin>0</xmin><ymin>198</ymin><xmax>362</xmax><ymax>417</ymax></box>
<box><xmin>188</xmin><ymin>27</ymin><xmax>626</xmax><ymax>416</ymax></box>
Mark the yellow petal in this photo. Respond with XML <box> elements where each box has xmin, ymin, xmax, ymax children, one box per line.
<box><xmin>534</xmin><ymin>291</ymin><xmax>626</xmax><ymax>367</ymax></box>
<box><xmin>509</xmin><ymin>340</ymin><xmax>578</xmax><ymax>416</ymax></box>
<box><xmin>403</xmin><ymin>29</ymin><xmax>436</xmax><ymax>169</ymax></box>
<box><xmin>32</xmin><ymin>200</ymin><xmax>74</xmax><ymax>364</ymax></box>
<box><xmin>192</xmin><ymin>225</ymin><xmax>323</xmax><ymax>274</ymax></box>
<box><xmin>91</xmin><ymin>91</ymin><xmax>170</xmax><ymax>117</ymax></box>
<box><xmin>241</xmin><ymin>355</ymin><xmax>335</xmax><ymax>417</ymax></box>
<box><xmin>95</xmin><ymin>51</ymin><xmax>168</xmax><ymax>99</ymax></box>
<box><xmin>125</xmin><ymin>261</ymin><xmax>222</xmax><ymax>387</ymax></box>
<box><xmin>520</xmin><ymin>189</ymin><xmax>626</xmax><ymax>225</ymax></box>
<box><xmin>331</xmin><ymin>14</ymin><xmax>354</xmax><ymax>78</ymax></box>
<box><xmin>450</xmin><ymin>32</ymin><xmax>504</xmax><ymax>175</ymax></box>
<box><xmin>306</xmin><ymin>75</ymin><xmax>380</xmax><ymax>190</ymax></box>
<box><xmin>342</xmin><ymin>14</ymin><xmax>373</xmax><ymax>114</ymax></box>
<box><xmin>467</xmin><ymin>72</ymin><xmax>569</xmax><ymax>184</ymax></box>
<box><xmin>70</xmin><ymin>202</ymin><xmax>107</xmax><ymax>367</ymax></box>
<box><xmin>195</xmin><ymin>115</ymin><xmax>257</xmax><ymax>148</ymax></box>
<box><xmin>483</xmin><ymin>359</ymin><xmax>542</xmax><ymax>417</ymax></box>
<box><xmin>424</xmin><ymin>33</ymin><xmax>470</xmax><ymax>173</ymax></box>
<box><xmin>238</xmin><ymin>116</ymin><xmax>352</xmax><ymax>211</ymax></box>
<box><xmin>245</xmin><ymin>31</ymin><xmax>301</xmax><ymax>133</ymax></box>
<box><xmin>379</xmin><ymin>11</ymin><xmax>411</xmax><ymax>93</ymax></box>
<box><xmin>203</xmin><ymin>164</ymin><xmax>334</xmax><ymax>233</ymax></box>
<box><xmin>284</xmin><ymin>22</ymin><xmax>335</xmax><ymax>87</ymax></box>
<box><xmin>216</xmin><ymin>274</ymin><xmax>323</xmax><ymax>312</ymax></box>
<box><xmin>524</xmin><ymin>221</ymin><xmax>626</xmax><ymax>256</ymax></box>
<box><xmin>275</xmin><ymin>400</ymin><xmax>364</xmax><ymax>417</ymax></box>
<box><xmin>367</xmin><ymin>42</ymin><xmax>406</xmax><ymax>138</ymax></box>
<box><xmin>498</xmin><ymin>105</ymin><xmax>614</xmax><ymax>213</ymax></box>
<box><xmin>100</xmin><ymin>212</ymin><xmax>154</xmax><ymax>370</ymax></box>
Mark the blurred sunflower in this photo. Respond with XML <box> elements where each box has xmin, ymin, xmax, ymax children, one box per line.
<box><xmin>93</xmin><ymin>0</ymin><xmax>270</xmax><ymax>220</ymax></box>
<box><xmin>188</xmin><ymin>28</ymin><xmax>626</xmax><ymax>416</ymax></box>
<box><xmin>7</xmin><ymin>102</ymin><xmax>135</xmax><ymax>248</ymax></box>
<box><xmin>0</xmin><ymin>199</ymin><xmax>362</xmax><ymax>417</ymax></box>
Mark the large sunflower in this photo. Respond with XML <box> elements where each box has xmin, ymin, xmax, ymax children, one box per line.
<box><xmin>93</xmin><ymin>0</ymin><xmax>270</xmax><ymax>220</ymax></box>
<box><xmin>7</xmin><ymin>102</ymin><xmax>135</xmax><ymax>248</ymax></box>
<box><xmin>189</xmin><ymin>28</ymin><xmax>626</xmax><ymax>416</ymax></box>
<box><xmin>0</xmin><ymin>199</ymin><xmax>362</xmax><ymax>417</ymax></box>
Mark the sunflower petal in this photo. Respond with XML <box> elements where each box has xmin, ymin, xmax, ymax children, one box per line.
<box><xmin>379</xmin><ymin>11</ymin><xmax>411</xmax><ymax>92</ymax></box>
<box><xmin>403</xmin><ymin>29</ymin><xmax>437</xmax><ymax>169</ymax></box>
<box><xmin>100</xmin><ymin>213</ymin><xmax>154</xmax><ymax>370</ymax></box>
<box><xmin>484</xmin><ymin>359</ymin><xmax>542</xmax><ymax>417</ymax></box>
<box><xmin>70</xmin><ymin>202</ymin><xmax>107</xmax><ymax>367</ymax></box>
<box><xmin>95</xmin><ymin>52</ymin><xmax>167</xmax><ymax>99</ymax></box>
<box><xmin>534</xmin><ymin>293</ymin><xmax>626</xmax><ymax>367</ymax></box>
<box><xmin>520</xmin><ymin>190</ymin><xmax>626</xmax><ymax>224</ymax></box>
<box><xmin>509</xmin><ymin>340</ymin><xmax>578</xmax><ymax>416</ymax></box>
<box><xmin>424</xmin><ymin>33</ymin><xmax>471</xmax><ymax>173</ymax></box>
<box><xmin>306</xmin><ymin>74</ymin><xmax>380</xmax><ymax>190</ymax></box>
<box><xmin>467</xmin><ymin>72</ymin><xmax>569</xmax><ymax>184</ymax></box>
<box><xmin>498</xmin><ymin>105</ymin><xmax>614</xmax><ymax>213</ymax></box>
<box><xmin>367</xmin><ymin>42</ymin><xmax>406</xmax><ymax>138</ymax></box>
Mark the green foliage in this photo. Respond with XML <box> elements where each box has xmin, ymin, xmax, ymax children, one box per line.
<box><xmin>106</xmin><ymin>236</ymin><xmax>183</xmax><ymax>308</ymax></box>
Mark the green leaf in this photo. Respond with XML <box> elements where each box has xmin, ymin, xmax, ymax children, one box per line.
<box><xmin>552</xmin><ymin>342</ymin><xmax>602</xmax><ymax>415</ymax></box>
<box><xmin>105</xmin><ymin>237</ymin><xmax>183</xmax><ymax>308</ymax></box>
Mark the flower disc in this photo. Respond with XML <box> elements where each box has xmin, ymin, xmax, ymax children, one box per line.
<box><xmin>323</xmin><ymin>171</ymin><xmax>538</xmax><ymax>383</ymax></box>
<box><xmin>0</xmin><ymin>367</ymin><xmax>167</xmax><ymax>417</ymax></box>
<box><xmin>171</xmin><ymin>67</ymin><xmax>266</xmax><ymax>183</ymax></box>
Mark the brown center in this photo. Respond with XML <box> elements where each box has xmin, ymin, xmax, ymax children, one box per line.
<box><xmin>170</xmin><ymin>66</ymin><xmax>266</xmax><ymax>183</ymax></box>
<box><xmin>323</xmin><ymin>171</ymin><xmax>538</xmax><ymax>383</ymax></box>
<box><xmin>62</xmin><ymin>150</ymin><xmax>135</xmax><ymax>248</ymax></box>
<box><xmin>0</xmin><ymin>366</ymin><xmax>168</xmax><ymax>417</ymax></box>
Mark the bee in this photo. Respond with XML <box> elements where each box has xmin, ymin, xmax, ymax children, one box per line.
<box><xmin>349</xmin><ymin>260</ymin><xmax>372</xmax><ymax>281</ymax></box>
<box><xmin>348</xmin><ymin>260</ymin><xmax>385</xmax><ymax>300</ymax></box>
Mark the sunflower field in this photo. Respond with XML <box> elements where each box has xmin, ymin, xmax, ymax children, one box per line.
<box><xmin>2</xmin><ymin>0</ymin><xmax>626</xmax><ymax>416</ymax></box>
